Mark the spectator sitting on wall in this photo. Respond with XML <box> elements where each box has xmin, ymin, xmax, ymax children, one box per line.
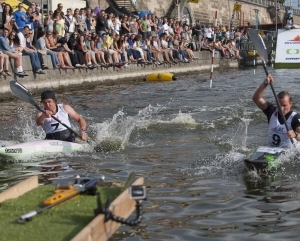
<box><xmin>35</xmin><ymin>31</ymin><xmax>61</xmax><ymax>68</ymax></box>
<box><xmin>26</xmin><ymin>29</ymin><xmax>49</xmax><ymax>70</ymax></box>
<box><xmin>17</xmin><ymin>26</ymin><xmax>45</xmax><ymax>73</ymax></box>
<box><xmin>0</xmin><ymin>28</ymin><xmax>28</xmax><ymax>76</ymax></box>
<box><xmin>0</xmin><ymin>51</ymin><xmax>12</xmax><ymax>76</ymax></box>
<box><xmin>200</xmin><ymin>37</ymin><xmax>212</xmax><ymax>53</ymax></box>
<box><xmin>58</xmin><ymin>32</ymin><xmax>86</xmax><ymax>68</ymax></box>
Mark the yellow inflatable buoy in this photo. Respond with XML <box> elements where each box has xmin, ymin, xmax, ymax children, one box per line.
<box><xmin>145</xmin><ymin>72</ymin><xmax>176</xmax><ymax>82</ymax></box>
<box><xmin>248</xmin><ymin>51</ymin><xmax>259</xmax><ymax>57</ymax></box>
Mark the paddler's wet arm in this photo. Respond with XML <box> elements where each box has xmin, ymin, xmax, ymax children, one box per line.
<box><xmin>252</xmin><ymin>83</ymin><xmax>268</xmax><ymax>110</ymax></box>
<box><xmin>252</xmin><ymin>74</ymin><xmax>274</xmax><ymax>110</ymax></box>
<box><xmin>64</xmin><ymin>104</ymin><xmax>87</xmax><ymax>135</ymax></box>
<box><xmin>77</xmin><ymin>115</ymin><xmax>87</xmax><ymax>132</ymax></box>
<box><xmin>36</xmin><ymin>112</ymin><xmax>47</xmax><ymax>126</ymax></box>
<box><xmin>78</xmin><ymin>116</ymin><xmax>87</xmax><ymax>141</ymax></box>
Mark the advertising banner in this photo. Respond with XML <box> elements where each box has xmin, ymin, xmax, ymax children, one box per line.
<box><xmin>275</xmin><ymin>29</ymin><xmax>300</xmax><ymax>64</ymax></box>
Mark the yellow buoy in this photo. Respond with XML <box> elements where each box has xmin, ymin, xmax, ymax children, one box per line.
<box><xmin>248</xmin><ymin>51</ymin><xmax>259</xmax><ymax>57</ymax></box>
<box><xmin>145</xmin><ymin>72</ymin><xmax>176</xmax><ymax>82</ymax></box>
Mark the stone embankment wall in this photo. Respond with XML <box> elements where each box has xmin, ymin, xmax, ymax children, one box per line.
<box><xmin>0</xmin><ymin>51</ymin><xmax>238</xmax><ymax>101</ymax></box>
<box><xmin>92</xmin><ymin>0</ymin><xmax>300</xmax><ymax>27</ymax></box>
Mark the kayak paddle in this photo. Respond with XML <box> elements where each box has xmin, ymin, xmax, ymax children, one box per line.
<box><xmin>18</xmin><ymin>177</ymin><xmax>99</xmax><ymax>223</ymax></box>
<box><xmin>248</xmin><ymin>29</ymin><xmax>294</xmax><ymax>145</ymax></box>
<box><xmin>9</xmin><ymin>80</ymin><xmax>80</xmax><ymax>138</ymax></box>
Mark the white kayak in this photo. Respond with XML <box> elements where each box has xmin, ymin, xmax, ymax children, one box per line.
<box><xmin>0</xmin><ymin>140</ymin><xmax>91</xmax><ymax>159</ymax></box>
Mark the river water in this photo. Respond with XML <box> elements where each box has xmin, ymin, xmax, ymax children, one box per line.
<box><xmin>1</xmin><ymin>68</ymin><xmax>300</xmax><ymax>240</ymax></box>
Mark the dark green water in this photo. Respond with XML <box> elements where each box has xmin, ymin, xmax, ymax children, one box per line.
<box><xmin>1</xmin><ymin>68</ymin><xmax>300</xmax><ymax>240</ymax></box>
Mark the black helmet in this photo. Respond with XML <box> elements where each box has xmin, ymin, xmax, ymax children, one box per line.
<box><xmin>41</xmin><ymin>90</ymin><xmax>56</xmax><ymax>101</ymax></box>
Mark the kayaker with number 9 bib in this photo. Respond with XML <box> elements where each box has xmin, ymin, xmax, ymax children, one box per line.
<box><xmin>252</xmin><ymin>74</ymin><xmax>300</xmax><ymax>148</ymax></box>
<box><xmin>36</xmin><ymin>90</ymin><xmax>87</xmax><ymax>142</ymax></box>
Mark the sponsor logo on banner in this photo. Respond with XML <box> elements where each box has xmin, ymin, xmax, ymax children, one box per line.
<box><xmin>284</xmin><ymin>35</ymin><xmax>300</xmax><ymax>44</ymax></box>
<box><xmin>275</xmin><ymin>29</ymin><xmax>300</xmax><ymax>63</ymax></box>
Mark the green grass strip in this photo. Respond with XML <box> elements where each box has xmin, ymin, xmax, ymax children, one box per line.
<box><xmin>274</xmin><ymin>62</ymin><xmax>300</xmax><ymax>69</ymax></box>
<box><xmin>0</xmin><ymin>185</ymin><xmax>122</xmax><ymax>241</ymax></box>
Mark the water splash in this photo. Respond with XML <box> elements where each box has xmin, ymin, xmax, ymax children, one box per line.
<box><xmin>231</xmin><ymin>118</ymin><xmax>253</xmax><ymax>152</ymax></box>
<box><xmin>19</xmin><ymin>119</ymin><xmax>45</xmax><ymax>142</ymax></box>
<box><xmin>90</xmin><ymin>105</ymin><xmax>164</xmax><ymax>152</ymax></box>
<box><xmin>188</xmin><ymin>118</ymin><xmax>253</xmax><ymax>177</ymax></box>
<box><xmin>169</xmin><ymin>111</ymin><xmax>198</xmax><ymax>128</ymax></box>
<box><xmin>90</xmin><ymin>106</ymin><xmax>201</xmax><ymax>152</ymax></box>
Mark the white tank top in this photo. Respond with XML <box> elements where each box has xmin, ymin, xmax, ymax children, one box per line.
<box><xmin>268</xmin><ymin>109</ymin><xmax>297</xmax><ymax>148</ymax></box>
<box><xmin>41</xmin><ymin>104</ymin><xmax>71</xmax><ymax>134</ymax></box>
<box><xmin>48</xmin><ymin>18</ymin><xmax>54</xmax><ymax>32</ymax></box>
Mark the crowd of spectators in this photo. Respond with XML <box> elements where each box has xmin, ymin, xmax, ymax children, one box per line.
<box><xmin>0</xmin><ymin>1</ymin><xmax>245</xmax><ymax>77</ymax></box>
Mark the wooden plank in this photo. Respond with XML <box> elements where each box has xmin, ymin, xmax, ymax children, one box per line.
<box><xmin>0</xmin><ymin>176</ymin><xmax>39</xmax><ymax>203</ymax></box>
<box><xmin>71</xmin><ymin>177</ymin><xmax>145</xmax><ymax>241</ymax></box>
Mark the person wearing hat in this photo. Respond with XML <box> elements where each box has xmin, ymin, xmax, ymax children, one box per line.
<box><xmin>36</xmin><ymin>90</ymin><xmax>87</xmax><ymax>142</ymax></box>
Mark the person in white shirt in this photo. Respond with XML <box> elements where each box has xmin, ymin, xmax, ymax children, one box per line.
<box><xmin>77</xmin><ymin>8</ymin><xmax>86</xmax><ymax>33</ymax></box>
<box><xmin>146</xmin><ymin>14</ymin><xmax>152</xmax><ymax>37</ymax></box>
<box><xmin>204</xmin><ymin>24</ymin><xmax>212</xmax><ymax>41</ymax></box>
<box><xmin>229</xmin><ymin>28</ymin><xmax>235</xmax><ymax>40</ymax></box>
<box><xmin>18</xmin><ymin>25</ymin><xmax>44</xmax><ymax>73</ymax></box>
<box><xmin>44</xmin><ymin>11</ymin><xmax>54</xmax><ymax>32</ymax></box>
<box><xmin>36</xmin><ymin>90</ymin><xmax>87</xmax><ymax>142</ymax></box>
<box><xmin>163</xmin><ymin>18</ymin><xmax>169</xmax><ymax>36</ymax></box>
<box><xmin>113</xmin><ymin>15</ymin><xmax>121</xmax><ymax>35</ymax></box>
<box><xmin>160</xmin><ymin>33</ymin><xmax>177</xmax><ymax>64</ymax></box>
<box><xmin>65</xmin><ymin>8</ymin><xmax>76</xmax><ymax>35</ymax></box>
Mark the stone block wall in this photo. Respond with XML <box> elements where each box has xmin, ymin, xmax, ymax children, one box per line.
<box><xmin>89</xmin><ymin>0</ymin><xmax>299</xmax><ymax>27</ymax></box>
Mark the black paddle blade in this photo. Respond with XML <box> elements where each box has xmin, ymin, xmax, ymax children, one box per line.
<box><xmin>10</xmin><ymin>81</ymin><xmax>41</xmax><ymax>110</ymax></box>
<box><xmin>248</xmin><ymin>29</ymin><xmax>268</xmax><ymax>63</ymax></box>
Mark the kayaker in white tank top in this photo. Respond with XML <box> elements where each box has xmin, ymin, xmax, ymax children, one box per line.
<box><xmin>36</xmin><ymin>90</ymin><xmax>88</xmax><ymax>142</ymax></box>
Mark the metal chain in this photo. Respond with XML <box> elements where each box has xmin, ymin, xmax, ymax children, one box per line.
<box><xmin>94</xmin><ymin>193</ymin><xmax>144</xmax><ymax>226</ymax></box>
<box><xmin>104</xmin><ymin>201</ymin><xmax>143</xmax><ymax>226</ymax></box>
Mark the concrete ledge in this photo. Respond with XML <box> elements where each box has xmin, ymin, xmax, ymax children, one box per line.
<box><xmin>0</xmin><ymin>51</ymin><xmax>239</xmax><ymax>101</ymax></box>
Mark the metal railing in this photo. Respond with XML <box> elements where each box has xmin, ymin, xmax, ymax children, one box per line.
<box><xmin>240</xmin><ymin>39</ymin><xmax>274</xmax><ymax>52</ymax></box>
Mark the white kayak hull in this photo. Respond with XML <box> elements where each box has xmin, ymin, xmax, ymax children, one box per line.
<box><xmin>0</xmin><ymin>140</ymin><xmax>91</xmax><ymax>159</ymax></box>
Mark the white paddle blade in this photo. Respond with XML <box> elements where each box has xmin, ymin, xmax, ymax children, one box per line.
<box><xmin>248</xmin><ymin>29</ymin><xmax>268</xmax><ymax>63</ymax></box>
